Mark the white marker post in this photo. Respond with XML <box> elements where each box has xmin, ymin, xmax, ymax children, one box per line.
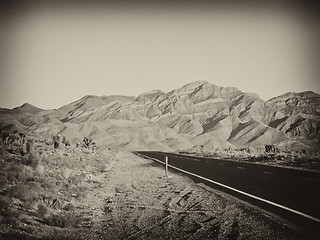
<box><xmin>165</xmin><ymin>156</ymin><xmax>168</xmax><ymax>178</ymax></box>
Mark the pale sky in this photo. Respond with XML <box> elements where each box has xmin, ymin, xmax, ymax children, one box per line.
<box><xmin>1</xmin><ymin>1</ymin><xmax>319</xmax><ymax>109</ymax></box>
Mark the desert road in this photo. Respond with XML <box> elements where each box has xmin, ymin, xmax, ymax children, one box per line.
<box><xmin>136</xmin><ymin>151</ymin><xmax>320</xmax><ymax>232</ymax></box>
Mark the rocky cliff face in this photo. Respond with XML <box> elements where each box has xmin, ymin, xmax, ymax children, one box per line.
<box><xmin>1</xmin><ymin>81</ymin><xmax>319</xmax><ymax>151</ymax></box>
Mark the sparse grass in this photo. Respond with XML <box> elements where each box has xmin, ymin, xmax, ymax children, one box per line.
<box><xmin>46</xmin><ymin>212</ymin><xmax>82</xmax><ymax>228</ymax></box>
<box><xmin>180</xmin><ymin>147</ymin><xmax>320</xmax><ymax>170</ymax></box>
<box><xmin>0</xmin><ymin>139</ymin><xmax>111</xmax><ymax>237</ymax></box>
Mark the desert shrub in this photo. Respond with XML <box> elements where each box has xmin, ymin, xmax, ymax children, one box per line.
<box><xmin>67</xmin><ymin>173</ymin><xmax>85</xmax><ymax>185</ymax></box>
<box><xmin>0</xmin><ymin>195</ymin><xmax>11</xmax><ymax>217</ymax></box>
<box><xmin>5</xmin><ymin>164</ymin><xmax>36</xmax><ymax>184</ymax></box>
<box><xmin>24</xmin><ymin>195</ymin><xmax>39</xmax><ymax>210</ymax></box>
<box><xmin>54</xmin><ymin>141</ymin><xmax>59</xmax><ymax>149</ymax></box>
<box><xmin>69</xmin><ymin>186</ymin><xmax>88</xmax><ymax>199</ymax></box>
<box><xmin>6</xmin><ymin>164</ymin><xmax>24</xmax><ymax>182</ymax></box>
<box><xmin>82</xmin><ymin>137</ymin><xmax>93</xmax><ymax>149</ymax></box>
<box><xmin>53</xmin><ymin>135</ymin><xmax>60</xmax><ymax>143</ymax></box>
<box><xmin>37</xmin><ymin>204</ymin><xmax>49</xmax><ymax>218</ymax></box>
<box><xmin>52</xmin><ymin>135</ymin><xmax>60</xmax><ymax>149</ymax></box>
<box><xmin>41</xmin><ymin>195</ymin><xmax>64</xmax><ymax>210</ymax></box>
<box><xmin>26</xmin><ymin>140</ymin><xmax>32</xmax><ymax>154</ymax></box>
<box><xmin>62</xmin><ymin>168</ymin><xmax>72</xmax><ymax>179</ymax></box>
<box><xmin>1</xmin><ymin>131</ymin><xmax>10</xmax><ymax>142</ymax></box>
<box><xmin>22</xmin><ymin>166</ymin><xmax>35</xmax><ymax>181</ymax></box>
<box><xmin>23</xmin><ymin>153</ymin><xmax>40</xmax><ymax>169</ymax></box>
<box><xmin>6</xmin><ymin>185</ymin><xmax>31</xmax><ymax>202</ymax></box>
<box><xmin>46</xmin><ymin>212</ymin><xmax>81</xmax><ymax>228</ymax></box>
<box><xmin>20</xmin><ymin>148</ymin><xmax>25</xmax><ymax>156</ymax></box>
<box><xmin>36</xmin><ymin>164</ymin><xmax>45</xmax><ymax>175</ymax></box>
<box><xmin>0</xmin><ymin>176</ymin><xmax>9</xmax><ymax>191</ymax></box>
<box><xmin>45</xmin><ymin>140</ymin><xmax>51</xmax><ymax>146</ymax></box>
<box><xmin>63</xmin><ymin>203</ymin><xmax>76</xmax><ymax>211</ymax></box>
<box><xmin>104</xmin><ymin>205</ymin><xmax>112</xmax><ymax>213</ymax></box>
<box><xmin>264</xmin><ymin>144</ymin><xmax>280</xmax><ymax>153</ymax></box>
<box><xmin>95</xmin><ymin>160</ymin><xmax>108</xmax><ymax>172</ymax></box>
<box><xmin>6</xmin><ymin>148</ymin><xmax>13</xmax><ymax>154</ymax></box>
<box><xmin>40</xmin><ymin>155</ymin><xmax>51</xmax><ymax>165</ymax></box>
<box><xmin>40</xmin><ymin>181</ymin><xmax>56</xmax><ymax>190</ymax></box>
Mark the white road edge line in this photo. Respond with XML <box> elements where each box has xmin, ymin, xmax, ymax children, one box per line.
<box><xmin>135</xmin><ymin>152</ymin><xmax>320</xmax><ymax>223</ymax></box>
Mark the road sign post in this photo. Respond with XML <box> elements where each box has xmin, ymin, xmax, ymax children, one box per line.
<box><xmin>165</xmin><ymin>156</ymin><xmax>168</xmax><ymax>178</ymax></box>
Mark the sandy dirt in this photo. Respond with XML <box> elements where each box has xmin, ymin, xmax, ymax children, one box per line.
<box><xmin>0</xmin><ymin>144</ymin><xmax>315</xmax><ymax>240</ymax></box>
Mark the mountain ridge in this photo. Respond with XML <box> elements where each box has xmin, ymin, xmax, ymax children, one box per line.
<box><xmin>1</xmin><ymin>81</ymin><xmax>319</xmax><ymax>151</ymax></box>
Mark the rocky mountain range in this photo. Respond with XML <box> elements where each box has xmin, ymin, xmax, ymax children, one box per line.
<box><xmin>1</xmin><ymin>81</ymin><xmax>319</xmax><ymax>151</ymax></box>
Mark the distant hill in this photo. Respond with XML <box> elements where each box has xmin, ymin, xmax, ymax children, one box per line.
<box><xmin>1</xmin><ymin>81</ymin><xmax>319</xmax><ymax>151</ymax></box>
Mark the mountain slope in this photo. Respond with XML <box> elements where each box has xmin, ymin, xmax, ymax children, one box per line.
<box><xmin>268</xmin><ymin>91</ymin><xmax>320</xmax><ymax>118</ymax></box>
<box><xmin>267</xmin><ymin>91</ymin><xmax>320</xmax><ymax>143</ymax></box>
<box><xmin>0</xmin><ymin>81</ymin><xmax>319</xmax><ymax>151</ymax></box>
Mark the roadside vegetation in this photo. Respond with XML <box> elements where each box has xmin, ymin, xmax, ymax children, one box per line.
<box><xmin>179</xmin><ymin>145</ymin><xmax>320</xmax><ymax>171</ymax></box>
<box><xmin>0</xmin><ymin>131</ymin><xmax>115</xmax><ymax>239</ymax></box>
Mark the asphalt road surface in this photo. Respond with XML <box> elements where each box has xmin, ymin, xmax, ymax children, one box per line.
<box><xmin>136</xmin><ymin>151</ymin><xmax>320</xmax><ymax>233</ymax></box>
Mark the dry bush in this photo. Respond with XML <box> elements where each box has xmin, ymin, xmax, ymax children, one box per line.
<box><xmin>36</xmin><ymin>164</ymin><xmax>45</xmax><ymax>175</ymax></box>
<box><xmin>23</xmin><ymin>153</ymin><xmax>40</xmax><ymax>169</ymax></box>
<box><xmin>46</xmin><ymin>212</ymin><xmax>82</xmax><ymax>228</ymax></box>
<box><xmin>67</xmin><ymin>185</ymin><xmax>88</xmax><ymax>199</ymax></box>
<box><xmin>62</xmin><ymin>168</ymin><xmax>72</xmax><ymax>179</ymax></box>
<box><xmin>37</xmin><ymin>204</ymin><xmax>49</xmax><ymax>218</ymax></box>
<box><xmin>0</xmin><ymin>195</ymin><xmax>11</xmax><ymax>217</ymax></box>
<box><xmin>40</xmin><ymin>180</ymin><xmax>57</xmax><ymax>190</ymax></box>
<box><xmin>63</xmin><ymin>203</ymin><xmax>76</xmax><ymax>211</ymax></box>
<box><xmin>40</xmin><ymin>195</ymin><xmax>64</xmax><ymax>210</ymax></box>
<box><xmin>72</xmin><ymin>173</ymin><xmax>86</xmax><ymax>183</ymax></box>
<box><xmin>5</xmin><ymin>164</ymin><xmax>24</xmax><ymax>183</ymax></box>
<box><xmin>94</xmin><ymin>159</ymin><xmax>111</xmax><ymax>173</ymax></box>
<box><xmin>3</xmin><ymin>164</ymin><xmax>38</xmax><ymax>190</ymax></box>
<box><xmin>40</xmin><ymin>155</ymin><xmax>51</xmax><ymax>165</ymax></box>
<box><xmin>26</xmin><ymin>140</ymin><xmax>31</xmax><ymax>154</ymax></box>
<box><xmin>8</xmin><ymin>185</ymin><xmax>40</xmax><ymax>203</ymax></box>
<box><xmin>95</xmin><ymin>161</ymin><xmax>107</xmax><ymax>172</ymax></box>
<box><xmin>24</xmin><ymin>196</ymin><xmax>39</xmax><ymax>210</ymax></box>
<box><xmin>21</xmin><ymin>166</ymin><xmax>35</xmax><ymax>181</ymax></box>
<box><xmin>54</xmin><ymin>141</ymin><xmax>59</xmax><ymax>149</ymax></box>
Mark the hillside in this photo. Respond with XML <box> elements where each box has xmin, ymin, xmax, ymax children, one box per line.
<box><xmin>0</xmin><ymin>81</ymin><xmax>319</xmax><ymax>152</ymax></box>
<box><xmin>268</xmin><ymin>91</ymin><xmax>320</xmax><ymax>118</ymax></box>
<box><xmin>267</xmin><ymin>91</ymin><xmax>320</xmax><ymax>145</ymax></box>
